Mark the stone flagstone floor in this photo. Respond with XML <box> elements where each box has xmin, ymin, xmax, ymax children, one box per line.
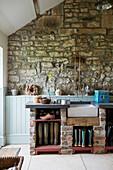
<box><xmin>3</xmin><ymin>145</ymin><xmax>113</xmax><ymax>170</ymax></box>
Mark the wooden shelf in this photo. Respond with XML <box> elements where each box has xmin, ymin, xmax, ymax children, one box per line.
<box><xmin>105</xmin><ymin>146</ymin><xmax>113</xmax><ymax>153</ymax></box>
<box><xmin>73</xmin><ymin>146</ymin><xmax>93</xmax><ymax>154</ymax></box>
<box><xmin>35</xmin><ymin>145</ymin><xmax>61</xmax><ymax>155</ymax></box>
<box><xmin>35</xmin><ymin>119</ymin><xmax>61</xmax><ymax>122</ymax></box>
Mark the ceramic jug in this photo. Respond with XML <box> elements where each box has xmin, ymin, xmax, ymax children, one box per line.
<box><xmin>55</xmin><ymin>89</ymin><xmax>62</xmax><ymax>96</ymax></box>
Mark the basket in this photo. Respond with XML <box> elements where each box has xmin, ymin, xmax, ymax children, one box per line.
<box><xmin>39</xmin><ymin>98</ymin><xmax>51</xmax><ymax>104</ymax></box>
<box><xmin>0</xmin><ymin>156</ymin><xmax>24</xmax><ymax>170</ymax></box>
<box><xmin>33</xmin><ymin>96</ymin><xmax>41</xmax><ymax>103</ymax></box>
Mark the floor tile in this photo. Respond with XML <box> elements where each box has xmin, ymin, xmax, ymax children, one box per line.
<box><xmin>18</xmin><ymin>144</ymin><xmax>30</xmax><ymax>156</ymax></box>
<box><xmin>29</xmin><ymin>155</ymin><xmax>86</xmax><ymax>170</ymax></box>
<box><xmin>21</xmin><ymin>156</ymin><xmax>31</xmax><ymax>170</ymax></box>
<box><xmin>81</xmin><ymin>154</ymin><xmax>113</xmax><ymax>170</ymax></box>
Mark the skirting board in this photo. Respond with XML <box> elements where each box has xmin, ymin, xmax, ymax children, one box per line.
<box><xmin>0</xmin><ymin>135</ymin><xmax>6</xmax><ymax>146</ymax></box>
<box><xmin>6</xmin><ymin>134</ymin><xmax>30</xmax><ymax>144</ymax></box>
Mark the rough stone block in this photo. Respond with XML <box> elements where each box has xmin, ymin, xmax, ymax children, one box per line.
<box><xmin>36</xmin><ymin>16</ymin><xmax>63</xmax><ymax>28</ymax></box>
<box><xmin>65</xmin><ymin>12</ymin><xmax>73</xmax><ymax>17</ymax></box>
<box><xmin>13</xmin><ymin>51</ymin><xmax>22</xmax><ymax>55</ymax></box>
<box><xmin>93</xmin><ymin>136</ymin><xmax>106</xmax><ymax>140</ymax></box>
<box><xmin>49</xmin><ymin>51</ymin><xmax>63</xmax><ymax>57</ymax></box>
<box><xmin>102</xmin><ymin>14</ymin><xmax>113</xmax><ymax>28</ymax></box>
<box><xmin>90</xmin><ymin>10</ymin><xmax>99</xmax><ymax>16</ymax></box>
<box><xmin>77</xmin><ymin>29</ymin><xmax>106</xmax><ymax>34</ymax></box>
<box><xmin>9</xmin><ymin>41</ymin><xmax>21</xmax><ymax>46</ymax></box>
<box><xmin>63</xmin><ymin>39</ymin><xmax>75</xmax><ymax>47</ymax></box>
<box><xmin>8</xmin><ymin>51</ymin><xmax>13</xmax><ymax>55</ymax></box>
<box><xmin>34</xmin><ymin>41</ymin><xmax>47</xmax><ymax>47</ymax></box>
<box><xmin>65</xmin><ymin>0</ymin><xmax>73</xmax><ymax>3</ymax></box>
<box><xmin>52</xmin><ymin>4</ymin><xmax>63</xmax><ymax>16</ymax></box>
<box><xmin>80</xmin><ymin>8</ymin><xmax>88</xmax><ymax>12</ymax></box>
<box><xmin>65</xmin><ymin>17</ymin><xmax>78</xmax><ymax>22</ymax></box>
<box><xmin>35</xmin><ymin>50</ymin><xmax>48</xmax><ymax>57</ymax></box>
<box><xmin>21</xmin><ymin>35</ymin><xmax>29</xmax><ymax>41</ymax></box>
<box><xmin>9</xmin><ymin>76</ymin><xmax>19</xmax><ymax>82</ymax></box>
<box><xmin>93</xmin><ymin>148</ymin><xmax>105</xmax><ymax>154</ymax></box>
<box><xmin>94</xmin><ymin>49</ymin><xmax>105</xmax><ymax>56</ymax></box>
<box><xmin>61</xmin><ymin>149</ymin><xmax>73</xmax><ymax>155</ymax></box>
<box><xmin>61</xmin><ymin>117</ymin><xmax>66</xmax><ymax>125</ymax></box>
<box><xmin>30</xmin><ymin>149</ymin><xmax>35</xmax><ymax>155</ymax></box>
<box><xmin>99</xmin><ymin>109</ymin><xmax>106</xmax><ymax>115</ymax></box>
<box><xmin>99</xmin><ymin>118</ymin><xmax>106</xmax><ymax>126</ymax></box>
<box><xmin>61</xmin><ymin>109</ymin><xmax>66</xmax><ymax>116</ymax></box>
<box><xmin>12</xmin><ymin>62</ymin><xmax>21</xmax><ymax>69</ymax></box>
<box><xmin>22</xmin><ymin>41</ymin><xmax>33</xmax><ymax>46</ymax></box>
<box><xmin>58</xmin><ymin>29</ymin><xmax>77</xmax><ymax>35</ymax></box>
<box><xmin>19</xmin><ymin>69</ymin><xmax>36</xmax><ymax>76</ymax></box>
<box><xmin>48</xmin><ymin>42</ymin><xmax>59</xmax><ymax>46</ymax></box>
<box><xmin>28</xmin><ymin>57</ymin><xmax>41</xmax><ymax>62</ymax></box>
<box><xmin>22</xmin><ymin>63</ymin><xmax>31</xmax><ymax>69</ymax></box>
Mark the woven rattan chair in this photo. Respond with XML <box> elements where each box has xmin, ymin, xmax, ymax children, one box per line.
<box><xmin>0</xmin><ymin>156</ymin><xmax>24</xmax><ymax>170</ymax></box>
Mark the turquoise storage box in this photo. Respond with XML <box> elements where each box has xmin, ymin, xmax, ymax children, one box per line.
<box><xmin>94</xmin><ymin>90</ymin><xmax>109</xmax><ymax>103</ymax></box>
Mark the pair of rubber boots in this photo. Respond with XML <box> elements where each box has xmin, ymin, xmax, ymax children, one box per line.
<box><xmin>74</xmin><ymin>129</ymin><xmax>92</xmax><ymax>147</ymax></box>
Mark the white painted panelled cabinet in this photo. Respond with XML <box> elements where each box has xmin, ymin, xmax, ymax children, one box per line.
<box><xmin>6</xmin><ymin>95</ymin><xmax>33</xmax><ymax>144</ymax></box>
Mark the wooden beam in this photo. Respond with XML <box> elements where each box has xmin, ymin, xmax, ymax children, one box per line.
<box><xmin>66</xmin><ymin>117</ymin><xmax>99</xmax><ymax>126</ymax></box>
<box><xmin>33</xmin><ymin>0</ymin><xmax>40</xmax><ymax>17</ymax></box>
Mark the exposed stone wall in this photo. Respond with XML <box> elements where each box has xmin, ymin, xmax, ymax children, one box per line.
<box><xmin>30</xmin><ymin>109</ymin><xmax>36</xmax><ymax>155</ymax></box>
<box><xmin>8</xmin><ymin>0</ymin><xmax>113</xmax><ymax>94</ymax></box>
<box><xmin>61</xmin><ymin>108</ymin><xmax>73</xmax><ymax>154</ymax></box>
<box><xmin>93</xmin><ymin>108</ymin><xmax>106</xmax><ymax>154</ymax></box>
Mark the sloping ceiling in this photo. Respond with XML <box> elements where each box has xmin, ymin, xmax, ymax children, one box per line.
<box><xmin>37</xmin><ymin>0</ymin><xmax>64</xmax><ymax>14</ymax></box>
<box><xmin>0</xmin><ymin>0</ymin><xmax>64</xmax><ymax>36</ymax></box>
<box><xmin>0</xmin><ymin>0</ymin><xmax>36</xmax><ymax>36</ymax></box>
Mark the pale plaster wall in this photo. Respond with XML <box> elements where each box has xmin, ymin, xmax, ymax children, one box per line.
<box><xmin>0</xmin><ymin>30</ymin><xmax>8</xmax><ymax>87</ymax></box>
<box><xmin>0</xmin><ymin>30</ymin><xmax>7</xmax><ymax>146</ymax></box>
